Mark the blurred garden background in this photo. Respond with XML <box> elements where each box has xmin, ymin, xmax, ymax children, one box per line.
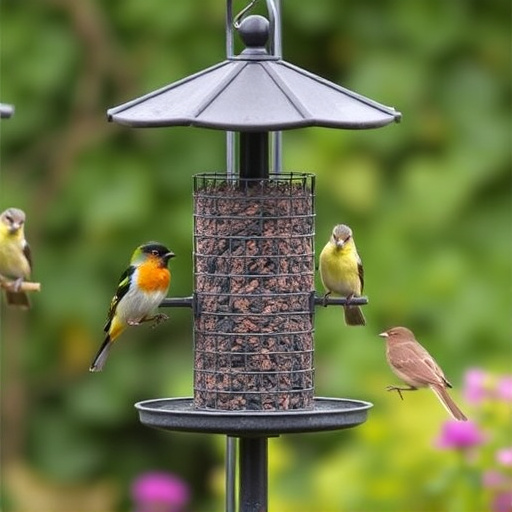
<box><xmin>0</xmin><ymin>0</ymin><xmax>510</xmax><ymax>511</ymax></box>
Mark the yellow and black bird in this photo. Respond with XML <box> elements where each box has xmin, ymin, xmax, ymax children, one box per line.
<box><xmin>319</xmin><ymin>224</ymin><xmax>366</xmax><ymax>326</ymax></box>
<box><xmin>0</xmin><ymin>207</ymin><xmax>32</xmax><ymax>308</ymax></box>
<box><xmin>90</xmin><ymin>242</ymin><xmax>175</xmax><ymax>372</ymax></box>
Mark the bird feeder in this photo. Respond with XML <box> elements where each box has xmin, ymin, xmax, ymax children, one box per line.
<box><xmin>108</xmin><ymin>2</ymin><xmax>401</xmax><ymax>511</ymax></box>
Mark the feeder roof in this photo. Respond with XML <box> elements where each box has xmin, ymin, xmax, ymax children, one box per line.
<box><xmin>108</xmin><ymin>16</ymin><xmax>401</xmax><ymax>131</ymax></box>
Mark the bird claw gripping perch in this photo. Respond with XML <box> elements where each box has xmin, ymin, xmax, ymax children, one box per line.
<box><xmin>126</xmin><ymin>313</ymin><xmax>169</xmax><ymax>328</ymax></box>
<box><xmin>151</xmin><ymin>313</ymin><xmax>169</xmax><ymax>328</ymax></box>
<box><xmin>10</xmin><ymin>277</ymin><xmax>24</xmax><ymax>292</ymax></box>
<box><xmin>344</xmin><ymin>293</ymin><xmax>355</xmax><ymax>307</ymax></box>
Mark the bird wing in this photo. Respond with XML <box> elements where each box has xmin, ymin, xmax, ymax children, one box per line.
<box><xmin>423</xmin><ymin>355</ymin><xmax>452</xmax><ymax>387</ymax></box>
<box><xmin>390</xmin><ymin>342</ymin><xmax>446</xmax><ymax>387</ymax></box>
<box><xmin>103</xmin><ymin>266</ymin><xmax>134</xmax><ymax>332</ymax></box>
<box><xmin>23</xmin><ymin>240</ymin><xmax>32</xmax><ymax>273</ymax></box>
<box><xmin>357</xmin><ymin>255</ymin><xmax>364</xmax><ymax>293</ymax></box>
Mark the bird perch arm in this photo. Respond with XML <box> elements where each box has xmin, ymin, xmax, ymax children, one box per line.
<box><xmin>0</xmin><ymin>275</ymin><xmax>41</xmax><ymax>293</ymax></box>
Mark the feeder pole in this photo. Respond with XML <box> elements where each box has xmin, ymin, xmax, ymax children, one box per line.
<box><xmin>237</xmin><ymin>123</ymin><xmax>270</xmax><ymax>512</ymax></box>
<box><xmin>268</xmin><ymin>0</ymin><xmax>282</xmax><ymax>174</ymax></box>
<box><xmin>237</xmin><ymin>29</ymin><xmax>271</xmax><ymax>497</ymax></box>
<box><xmin>226</xmin><ymin>435</ymin><xmax>237</xmax><ymax>512</ymax></box>
<box><xmin>239</xmin><ymin>436</ymin><xmax>268</xmax><ymax>512</ymax></box>
<box><xmin>225</xmin><ymin>5</ymin><xmax>237</xmax><ymax>506</ymax></box>
<box><xmin>226</xmin><ymin>0</ymin><xmax>236</xmax><ymax>179</ymax></box>
<box><xmin>240</xmin><ymin>132</ymin><xmax>269</xmax><ymax>180</ymax></box>
<box><xmin>226</xmin><ymin>3</ymin><xmax>237</xmax><ymax>508</ymax></box>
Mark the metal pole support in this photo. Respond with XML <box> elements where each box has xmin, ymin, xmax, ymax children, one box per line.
<box><xmin>239</xmin><ymin>436</ymin><xmax>268</xmax><ymax>512</ymax></box>
<box><xmin>240</xmin><ymin>132</ymin><xmax>269</xmax><ymax>180</ymax></box>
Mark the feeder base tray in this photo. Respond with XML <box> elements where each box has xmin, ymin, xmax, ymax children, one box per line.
<box><xmin>135</xmin><ymin>397</ymin><xmax>372</xmax><ymax>436</ymax></box>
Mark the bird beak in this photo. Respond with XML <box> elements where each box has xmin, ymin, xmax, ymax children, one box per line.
<box><xmin>335</xmin><ymin>239</ymin><xmax>344</xmax><ymax>249</ymax></box>
<box><xmin>165</xmin><ymin>252</ymin><xmax>175</xmax><ymax>260</ymax></box>
<box><xmin>9</xmin><ymin>224</ymin><xmax>20</xmax><ymax>234</ymax></box>
<box><xmin>378</xmin><ymin>331</ymin><xmax>388</xmax><ymax>338</ymax></box>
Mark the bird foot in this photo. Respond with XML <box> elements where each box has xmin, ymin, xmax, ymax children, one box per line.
<box><xmin>322</xmin><ymin>292</ymin><xmax>331</xmax><ymax>307</ymax></box>
<box><xmin>386</xmin><ymin>385</ymin><xmax>417</xmax><ymax>401</ymax></box>
<box><xmin>345</xmin><ymin>293</ymin><xmax>355</xmax><ymax>306</ymax></box>
<box><xmin>386</xmin><ymin>385</ymin><xmax>405</xmax><ymax>400</ymax></box>
<box><xmin>151</xmin><ymin>313</ymin><xmax>169</xmax><ymax>328</ymax></box>
<box><xmin>7</xmin><ymin>277</ymin><xmax>24</xmax><ymax>292</ymax></box>
<box><xmin>127</xmin><ymin>313</ymin><xmax>169</xmax><ymax>328</ymax></box>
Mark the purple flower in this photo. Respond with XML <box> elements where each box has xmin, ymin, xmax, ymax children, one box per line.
<box><xmin>497</xmin><ymin>447</ymin><xmax>512</xmax><ymax>467</ymax></box>
<box><xmin>132</xmin><ymin>472</ymin><xmax>190</xmax><ymax>512</ymax></box>
<box><xmin>435</xmin><ymin>419</ymin><xmax>486</xmax><ymax>451</ymax></box>
<box><xmin>497</xmin><ymin>377</ymin><xmax>512</xmax><ymax>402</ymax></box>
<box><xmin>492</xmin><ymin>491</ymin><xmax>512</xmax><ymax>512</ymax></box>
<box><xmin>463</xmin><ymin>368</ymin><xmax>490</xmax><ymax>404</ymax></box>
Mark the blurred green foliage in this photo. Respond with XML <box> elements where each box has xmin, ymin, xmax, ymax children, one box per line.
<box><xmin>1</xmin><ymin>0</ymin><xmax>510</xmax><ymax>511</ymax></box>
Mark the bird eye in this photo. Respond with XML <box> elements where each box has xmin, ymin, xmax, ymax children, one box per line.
<box><xmin>5</xmin><ymin>215</ymin><xmax>13</xmax><ymax>223</ymax></box>
<box><xmin>151</xmin><ymin>249</ymin><xmax>159</xmax><ymax>256</ymax></box>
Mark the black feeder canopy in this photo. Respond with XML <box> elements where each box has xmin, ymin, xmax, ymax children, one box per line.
<box><xmin>108</xmin><ymin>3</ymin><xmax>401</xmax><ymax>512</ymax></box>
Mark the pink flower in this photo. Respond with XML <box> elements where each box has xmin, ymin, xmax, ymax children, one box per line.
<box><xmin>131</xmin><ymin>472</ymin><xmax>190</xmax><ymax>512</ymax></box>
<box><xmin>497</xmin><ymin>448</ymin><xmax>512</xmax><ymax>467</ymax></box>
<box><xmin>492</xmin><ymin>491</ymin><xmax>512</xmax><ymax>512</ymax></box>
<box><xmin>497</xmin><ymin>377</ymin><xmax>512</xmax><ymax>402</ymax></box>
<box><xmin>435</xmin><ymin>420</ymin><xmax>486</xmax><ymax>451</ymax></box>
<box><xmin>463</xmin><ymin>368</ymin><xmax>490</xmax><ymax>404</ymax></box>
<box><xmin>483</xmin><ymin>470</ymin><xmax>506</xmax><ymax>488</ymax></box>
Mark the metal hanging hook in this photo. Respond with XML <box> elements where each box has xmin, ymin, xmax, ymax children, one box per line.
<box><xmin>233</xmin><ymin>0</ymin><xmax>261</xmax><ymax>29</ymax></box>
<box><xmin>228</xmin><ymin>0</ymin><xmax>281</xmax><ymax>58</ymax></box>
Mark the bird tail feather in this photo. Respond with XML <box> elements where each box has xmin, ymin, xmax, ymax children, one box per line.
<box><xmin>89</xmin><ymin>336</ymin><xmax>112</xmax><ymax>372</ymax></box>
<box><xmin>430</xmin><ymin>385</ymin><xmax>467</xmax><ymax>421</ymax></box>
<box><xmin>6</xmin><ymin>291</ymin><xmax>30</xmax><ymax>308</ymax></box>
<box><xmin>344</xmin><ymin>305</ymin><xmax>366</xmax><ymax>326</ymax></box>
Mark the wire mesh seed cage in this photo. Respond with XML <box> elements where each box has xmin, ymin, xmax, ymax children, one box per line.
<box><xmin>193</xmin><ymin>173</ymin><xmax>315</xmax><ymax>410</ymax></box>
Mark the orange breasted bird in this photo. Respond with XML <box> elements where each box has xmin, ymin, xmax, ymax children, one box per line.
<box><xmin>319</xmin><ymin>224</ymin><xmax>366</xmax><ymax>326</ymax></box>
<box><xmin>89</xmin><ymin>242</ymin><xmax>175</xmax><ymax>372</ymax></box>
<box><xmin>0</xmin><ymin>208</ymin><xmax>32</xmax><ymax>308</ymax></box>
